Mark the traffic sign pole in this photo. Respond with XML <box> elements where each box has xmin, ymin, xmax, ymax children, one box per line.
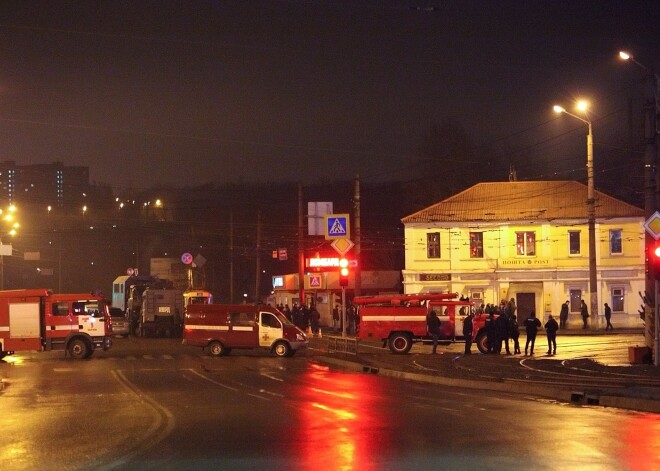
<box><xmin>342</xmin><ymin>286</ymin><xmax>346</xmax><ymax>338</ymax></box>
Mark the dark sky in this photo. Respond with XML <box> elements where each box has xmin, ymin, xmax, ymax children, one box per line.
<box><xmin>0</xmin><ymin>0</ymin><xmax>658</xmax><ymax>193</ymax></box>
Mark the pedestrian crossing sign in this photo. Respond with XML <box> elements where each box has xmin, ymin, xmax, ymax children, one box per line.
<box><xmin>325</xmin><ymin>214</ymin><xmax>350</xmax><ymax>240</ymax></box>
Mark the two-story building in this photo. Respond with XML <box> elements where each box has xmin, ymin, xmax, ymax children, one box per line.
<box><xmin>401</xmin><ymin>181</ymin><xmax>645</xmax><ymax>329</ymax></box>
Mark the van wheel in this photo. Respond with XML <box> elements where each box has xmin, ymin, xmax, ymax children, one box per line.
<box><xmin>476</xmin><ymin>332</ymin><xmax>489</xmax><ymax>354</ymax></box>
<box><xmin>273</xmin><ymin>341</ymin><xmax>290</xmax><ymax>357</ymax></box>
<box><xmin>208</xmin><ymin>341</ymin><xmax>228</xmax><ymax>357</ymax></box>
<box><xmin>388</xmin><ymin>333</ymin><xmax>413</xmax><ymax>354</ymax></box>
<box><xmin>68</xmin><ymin>338</ymin><xmax>90</xmax><ymax>359</ymax></box>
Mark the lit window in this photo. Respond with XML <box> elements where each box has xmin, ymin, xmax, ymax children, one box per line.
<box><xmin>516</xmin><ymin>231</ymin><xmax>536</xmax><ymax>256</ymax></box>
<box><xmin>470</xmin><ymin>232</ymin><xmax>483</xmax><ymax>258</ymax></box>
<box><xmin>569</xmin><ymin>230</ymin><xmax>581</xmax><ymax>255</ymax></box>
<box><xmin>609</xmin><ymin>229</ymin><xmax>622</xmax><ymax>254</ymax></box>
<box><xmin>427</xmin><ymin>232</ymin><xmax>440</xmax><ymax>258</ymax></box>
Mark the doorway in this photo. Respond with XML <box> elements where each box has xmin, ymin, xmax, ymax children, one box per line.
<box><xmin>516</xmin><ymin>292</ymin><xmax>536</xmax><ymax>320</ymax></box>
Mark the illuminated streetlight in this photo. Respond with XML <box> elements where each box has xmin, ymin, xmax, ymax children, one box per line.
<box><xmin>554</xmin><ymin>101</ymin><xmax>598</xmax><ymax>323</ymax></box>
<box><xmin>619</xmin><ymin>50</ymin><xmax>659</xmax><ymax>365</ymax></box>
<box><xmin>0</xmin><ymin>204</ymin><xmax>19</xmax><ymax>290</ymax></box>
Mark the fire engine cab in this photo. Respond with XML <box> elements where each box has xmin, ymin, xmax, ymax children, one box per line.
<box><xmin>354</xmin><ymin>293</ymin><xmax>482</xmax><ymax>354</ymax></box>
<box><xmin>0</xmin><ymin>289</ymin><xmax>112</xmax><ymax>360</ymax></box>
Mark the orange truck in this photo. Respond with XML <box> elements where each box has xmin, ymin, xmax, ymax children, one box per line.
<box><xmin>0</xmin><ymin>289</ymin><xmax>112</xmax><ymax>359</ymax></box>
<box><xmin>354</xmin><ymin>293</ymin><xmax>491</xmax><ymax>354</ymax></box>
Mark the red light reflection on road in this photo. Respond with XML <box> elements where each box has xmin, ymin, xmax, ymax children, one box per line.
<box><xmin>297</xmin><ymin>364</ymin><xmax>391</xmax><ymax>471</ymax></box>
<box><xmin>622</xmin><ymin>413</ymin><xmax>660</xmax><ymax>471</ymax></box>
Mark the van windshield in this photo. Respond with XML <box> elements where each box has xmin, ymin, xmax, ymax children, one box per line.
<box><xmin>273</xmin><ymin>311</ymin><xmax>294</xmax><ymax>326</ymax></box>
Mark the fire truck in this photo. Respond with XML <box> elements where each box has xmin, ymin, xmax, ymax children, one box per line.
<box><xmin>354</xmin><ymin>293</ymin><xmax>491</xmax><ymax>354</ymax></box>
<box><xmin>0</xmin><ymin>289</ymin><xmax>112</xmax><ymax>360</ymax></box>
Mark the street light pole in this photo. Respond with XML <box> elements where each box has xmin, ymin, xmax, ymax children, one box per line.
<box><xmin>554</xmin><ymin>104</ymin><xmax>599</xmax><ymax>324</ymax></box>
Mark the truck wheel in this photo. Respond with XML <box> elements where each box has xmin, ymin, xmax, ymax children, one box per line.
<box><xmin>273</xmin><ymin>341</ymin><xmax>291</xmax><ymax>357</ymax></box>
<box><xmin>476</xmin><ymin>332</ymin><xmax>489</xmax><ymax>354</ymax></box>
<box><xmin>208</xmin><ymin>341</ymin><xmax>228</xmax><ymax>357</ymax></box>
<box><xmin>68</xmin><ymin>338</ymin><xmax>90</xmax><ymax>359</ymax></box>
<box><xmin>388</xmin><ymin>333</ymin><xmax>413</xmax><ymax>354</ymax></box>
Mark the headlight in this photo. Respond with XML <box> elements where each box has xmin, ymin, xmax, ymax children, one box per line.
<box><xmin>296</xmin><ymin>333</ymin><xmax>306</xmax><ymax>341</ymax></box>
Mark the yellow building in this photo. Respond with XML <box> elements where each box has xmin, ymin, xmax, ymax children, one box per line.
<box><xmin>401</xmin><ymin>181</ymin><xmax>645</xmax><ymax>329</ymax></box>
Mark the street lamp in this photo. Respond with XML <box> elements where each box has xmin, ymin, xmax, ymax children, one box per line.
<box><xmin>619</xmin><ymin>50</ymin><xmax>659</xmax><ymax>365</ymax></box>
<box><xmin>554</xmin><ymin>102</ymin><xmax>598</xmax><ymax>324</ymax></box>
<box><xmin>0</xmin><ymin>205</ymin><xmax>19</xmax><ymax>290</ymax></box>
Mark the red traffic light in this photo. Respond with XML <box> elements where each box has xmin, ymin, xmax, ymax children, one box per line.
<box><xmin>339</xmin><ymin>258</ymin><xmax>349</xmax><ymax>286</ymax></box>
<box><xmin>654</xmin><ymin>245</ymin><xmax>660</xmax><ymax>258</ymax></box>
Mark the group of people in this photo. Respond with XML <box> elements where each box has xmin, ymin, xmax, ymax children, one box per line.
<box><xmin>277</xmin><ymin>302</ymin><xmax>321</xmax><ymax>336</ymax></box>
<box><xmin>560</xmin><ymin>299</ymin><xmax>614</xmax><ymax>330</ymax></box>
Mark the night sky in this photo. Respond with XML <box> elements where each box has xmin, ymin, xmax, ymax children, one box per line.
<box><xmin>0</xmin><ymin>1</ymin><xmax>658</xmax><ymax>195</ymax></box>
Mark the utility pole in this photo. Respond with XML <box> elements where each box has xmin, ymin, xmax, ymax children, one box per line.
<box><xmin>255</xmin><ymin>210</ymin><xmax>261</xmax><ymax>303</ymax></box>
<box><xmin>229</xmin><ymin>211</ymin><xmax>234</xmax><ymax>303</ymax></box>
<box><xmin>298</xmin><ymin>183</ymin><xmax>305</xmax><ymax>306</ymax></box>
<box><xmin>354</xmin><ymin>175</ymin><xmax>361</xmax><ymax>297</ymax></box>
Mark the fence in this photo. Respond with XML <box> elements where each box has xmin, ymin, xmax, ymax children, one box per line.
<box><xmin>327</xmin><ymin>335</ymin><xmax>359</xmax><ymax>355</ymax></box>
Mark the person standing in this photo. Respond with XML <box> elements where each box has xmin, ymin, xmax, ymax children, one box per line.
<box><xmin>462</xmin><ymin>311</ymin><xmax>474</xmax><ymax>355</ymax></box>
<box><xmin>496</xmin><ymin>311</ymin><xmax>511</xmax><ymax>355</ymax></box>
<box><xmin>604</xmin><ymin>303</ymin><xmax>613</xmax><ymax>330</ymax></box>
<box><xmin>332</xmin><ymin>304</ymin><xmax>340</xmax><ymax>331</ymax></box>
<box><xmin>485</xmin><ymin>311</ymin><xmax>498</xmax><ymax>354</ymax></box>
<box><xmin>524</xmin><ymin>311</ymin><xmax>542</xmax><ymax>356</ymax></box>
<box><xmin>544</xmin><ymin>314</ymin><xmax>559</xmax><ymax>355</ymax></box>
<box><xmin>559</xmin><ymin>301</ymin><xmax>569</xmax><ymax>329</ymax></box>
<box><xmin>427</xmin><ymin>310</ymin><xmax>441</xmax><ymax>354</ymax></box>
<box><xmin>580</xmin><ymin>300</ymin><xmax>589</xmax><ymax>329</ymax></box>
<box><xmin>310</xmin><ymin>305</ymin><xmax>321</xmax><ymax>336</ymax></box>
<box><xmin>509</xmin><ymin>314</ymin><xmax>521</xmax><ymax>354</ymax></box>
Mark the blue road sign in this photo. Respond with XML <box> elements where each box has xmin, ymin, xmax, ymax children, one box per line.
<box><xmin>325</xmin><ymin>214</ymin><xmax>350</xmax><ymax>240</ymax></box>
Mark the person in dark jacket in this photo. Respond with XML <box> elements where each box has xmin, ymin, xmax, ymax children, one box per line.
<box><xmin>580</xmin><ymin>300</ymin><xmax>589</xmax><ymax>329</ymax></box>
<box><xmin>495</xmin><ymin>311</ymin><xmax>511</xmax><ymax>355</ymax></box>
<box><xmin>604</xmin><ymin>303</ymin><xmax>613</xmax><ymax>330</ymax></box>
<box><xmin>524</xmin><ymin>311</ymin><xmax>542</xmax><ymax>356</ymax></box>
<box><xmin>485</xmin><ymin>312</ymin><xmax>498</xmax><ymax>354</ymax></box>
<box><xmin>544</xmin><ymin>314</ymin><xmax>559</xmax><ymax>355</ymax></box>
<box><xmin>462</xmin><ymin>311</ymin><xmax>474</xmax><ymax>355</ymax></box>
<box><xmin>427</xmin><ymin>310</ymin><xmax>441</xmax><ymax>354</ymax></box>
<box><xmin>509</xmin><ymin>315</ymin><xmax>521</xmax><ymax>354</ymax></box>
<box><xmin>559</xmin><ymin>301</ymin><xmax>569</xmax><ymax>329</ymax></box>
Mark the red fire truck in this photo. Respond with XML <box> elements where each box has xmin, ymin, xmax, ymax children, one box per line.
<box><xmin>0</xmin><ymin>289</ymin><xmax>113</xmax><ymax>360</ymax></box>
<box><xmin>354</xmin><ymin>293</ymin><xmax>490</xmax><ymax>354</ymax></box>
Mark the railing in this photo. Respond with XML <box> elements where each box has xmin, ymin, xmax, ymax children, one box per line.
<box><xmin>327</xmin><ymin>335</ymin><xmax>359</xmax><ymax>355</ymax></box>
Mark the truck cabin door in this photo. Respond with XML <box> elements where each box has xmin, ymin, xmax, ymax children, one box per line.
<box><xmin>46</xmin><ymin>301</ymin><xmax>76</xmax><ymax>340</ymax></box>
<box><xmin>432</xmin><ymin>304</ymin><xmax>455</xmax><ymax>339</ymax></box>
<box><xmin>258</xmin><ymin>312</ymin><xmax>283</xmax><ymax>348</ymax></box>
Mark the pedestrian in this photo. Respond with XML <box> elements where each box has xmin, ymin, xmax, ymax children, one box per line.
<box><xmin>544</xmin><ymin>314</ymin><xmax>559</xmax><ymax>355</ymax></box>
<box><xmin>332</xmin><ymin>304</ymin><xmax>340</xmax><ymax>331</ymax></box>
<box><xmin>524</xmin><ymin>311</ymin><xmax>542</xmax><ymax>356</ymax></box>
<box><xmin>485</xmin><ymin>311</ymin><xmax>498</xmax><ymax>353</ymax></box>
<box><xmin>495</xmin><ymin>311</ymin><xmax>511</xmax><ymax>354</ymax></box>
<box><xmin>604</xmin><ymin>303</ymin><xmax>613</xmax><ymax>330</ymax></box>
<box><xmin>509</xmin><ymin>314</ymin><xmax>521</xmax><ymax>354</ymax></box>
<box><xmin>427</xmin><ymin>309</ymin><xmax>441</xmax><ymax>354</ymax></box>
<box><xmin>580</xmin><ymin>300</ymin><xmax>589</xmax><ymax>329</ymax></box>
<box><xmin>559</xmin><ymin>300</ymin><xmax>569</xmax><ymax>329</ymax></box>
<box><xmin>310</xmin><ymin>305</ymin><xmax>321</xmax><ymax>336</ymax></box>
<box><xmin>462</xmin><ymin>311</ymin><xmax>474</xmax><ymax>355</ymax></box>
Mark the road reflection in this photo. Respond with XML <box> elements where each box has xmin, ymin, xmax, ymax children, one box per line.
<box><xmin>296</xmin><ymin>363</ymin><xmax>391</xmax><ymax>471</ymax></box>
<box><xmin>622</xmin><ymin>413</ymin><xmax>660</xmax><ymax>471</ymax></box>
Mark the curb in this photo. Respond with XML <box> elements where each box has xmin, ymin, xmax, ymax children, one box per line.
<box><xmin>315</xmin><ymin>356</ymin><xmax>660</xmax><ymax>415</ymax></box>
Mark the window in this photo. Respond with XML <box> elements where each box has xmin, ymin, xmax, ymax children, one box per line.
<box><xmin>569</xmin><ymin>230</ymin><xmax>581</xmax><ymax>255</ymax></box>
<box><xmin>611</xmin><ymin>288</ymin><xmax>624</xmax><ymax>312</ymax></box>
<box><xmin>610</xmin><ymin>229</ymin><xmax>622</xmax><ymax>254</ymax></box>
<box><xmin>569</xmin><ymin>289</ymin><xmax>583</xmax><ymax>313</ymax></box>
<box><xmin>52</xmin><ymin>302</ymin><xmax>69</xmax><ymax>316</ymax></box>
<box><xmin>427</xmin><ymin>232</ymin><xmax>440</xmax><ymax>258</ymax></box>
<box><xmin>261</xmin><ymin>312</ymin><xmax>281</xmax><ymax>329</ymax></box>
<box><xmin>230</xmin><ymin>312</ymin><xmax>255</xmax><ymax>326</ymax></box>
<box><xmin>470</xmin><ymin>232</ymin><xmax>483</xmax><ymax>258</ymax></box>
<box><xmin>516</xmin><ymin>231</ymin><xmax>536</xmax><ymax>256</ymax></box>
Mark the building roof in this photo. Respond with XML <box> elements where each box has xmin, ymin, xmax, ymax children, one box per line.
<box><xmin>401</xmin><ymin>181</ymin><xmax>644</xmax><ymax>224</ymax></box>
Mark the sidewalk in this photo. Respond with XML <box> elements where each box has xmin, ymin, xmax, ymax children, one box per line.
<box><xmin>313</xmin><ymin>328</ymin><xmax>660</xmax><ymax>414</ymax></box>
